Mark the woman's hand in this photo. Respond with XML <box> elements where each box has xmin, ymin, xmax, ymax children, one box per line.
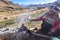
<box><xmin>48</xmin><ymin>28</ymin><xmax>55</xmax><ymax>35</ymax></box>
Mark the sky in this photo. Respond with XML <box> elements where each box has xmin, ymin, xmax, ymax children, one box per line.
<box><xmin>10</xmin><ymin>0</ymin><xmax>57</xmax><ymax>5</ymax></box>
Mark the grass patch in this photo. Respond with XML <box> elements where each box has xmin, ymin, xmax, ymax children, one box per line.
<box><xmin>0</xmin><ymin>18</ymin><xmax>14</xmax><ymax>28</ymax></box>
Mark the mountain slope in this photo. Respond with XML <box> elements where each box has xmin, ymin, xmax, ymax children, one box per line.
<box><xmin>0</xmin><ymin>0</ymin><xmax>23</xmax><ymax>12</ymax></box>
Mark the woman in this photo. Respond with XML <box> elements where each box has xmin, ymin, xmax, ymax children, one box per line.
<box><xmin>50</xmin><ymin>21</ymin><xmax>60</xmax><ymax>37</ymax></box>
<box><xmin>30</xmin><ymin>7</ymin><xmax>60</xmax><ymax>37</ymax></box>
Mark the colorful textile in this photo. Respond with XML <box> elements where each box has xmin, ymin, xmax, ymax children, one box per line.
<box><xmin>51</xmin><ymin>37</ymin><xmax>60</xmax><ymax>40</ymax></box>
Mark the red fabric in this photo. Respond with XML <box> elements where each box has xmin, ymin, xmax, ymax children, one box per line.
<box><xmin>38</xmin><ymin>16</ymin><xmax>43</xmax><ymax>20</ymax></box>
<box><xmin>54</xmin><ymin>21</ymin><xmax>60</xmax><ymax>30</ymax></box>
<box><xmin>35</xmin><ymin>16</ymin><xmax>43</xmax><ymax>21</ymax></box>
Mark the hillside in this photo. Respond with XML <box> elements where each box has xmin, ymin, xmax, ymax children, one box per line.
<box><xmin>0</xmin><ymin>0</ymin><xmax>24</xmax><ymax>12</ymax></box>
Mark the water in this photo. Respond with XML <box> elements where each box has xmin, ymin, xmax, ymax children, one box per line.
<box><xmin>15</xmin><ymin>12</ymin><xmax>32</xmax><ymax>28</ymax></box>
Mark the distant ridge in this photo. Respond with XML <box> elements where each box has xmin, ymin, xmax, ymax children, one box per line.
<box><xmin>25</xmin><ymin>0</ymin><xmax>60</xmax><ymax>10</ymax></box>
